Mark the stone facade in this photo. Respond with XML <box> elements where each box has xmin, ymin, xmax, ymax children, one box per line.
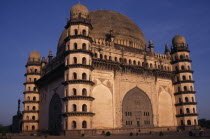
<box><xmin>21</xmin><ymin>3</ymin><xmax>198</xmax><ymax>135</ymax></box>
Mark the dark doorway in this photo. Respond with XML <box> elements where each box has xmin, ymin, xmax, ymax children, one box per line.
<box><xmin>48</xmin><ymin>93</ymin><xmax>62</xmax><ymax>135</ymax></box>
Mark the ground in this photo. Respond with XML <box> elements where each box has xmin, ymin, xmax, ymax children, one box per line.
<box><xmin>2</xmin><ymin>129</ymin><xmax>210</xmax><ymax>139</ymax></box>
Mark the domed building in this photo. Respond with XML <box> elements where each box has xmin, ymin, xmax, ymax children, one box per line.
<box><xmin>22</xmin><ymin>3</ymin><xmax>199</xmax><ymax>135</ymax></box>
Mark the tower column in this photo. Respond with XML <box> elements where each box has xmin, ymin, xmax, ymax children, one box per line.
<box><xmin>171</xmin><ymin>35</ymin><xmax>198</xmax><ymax>128</ymax></box>
<box><xmin>22</xmin><ymin>51</ymin><xmax>41</xmax><ymax>132</ymax></box>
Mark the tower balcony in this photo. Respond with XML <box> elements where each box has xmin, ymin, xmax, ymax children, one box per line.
<box><xmin>176</xmin><ymin>113</ymin><xmax>198</xmax><ymax>117</ymax></box>
<box><xmin>24</xmin><ymin>72</ymin><xmax>41</xmax><ymax>76</ymax></box>
<box><xmin>174</xmin><ymin>91</ymin><xmax>196</xmax><ymax>96</ymax></box>
<box><xmin>22</xmin><ymin>120</ymin><xmax>39</xmax><ymax>123</ymax></box>
<box><xmin>64</xmin><ymin>49</ymin><xmax>93</xmax><ymax>57</ymax></box>
<box><xmin>25</xmin><ymin>61</ymin><xmax>41</xmax><ymax>67</ymax></box>
<box><xmin>22</xmin><ymin>100</ymin><xmax>40</xmax><ymax>104</ymax></box>
<box><xmin>174</xmin><ymin>70</ymin><xmax>194</xmax><ymax>74</ymax></box>
<box><xmin>65</xmin><ymin>64</ymin><xmax>94</xmax><ymax>71</ymax></box>
<box><xmin>64</xmin><ymin>35</ymin><xmax>93</xmax><ymax>43</ymax></box>
<box><xmin>173</xmin><ymin>80</ymin><xmax>195</xmax><ymax>85</ymax></box>
<box><xmin>62</xmin><ymin>80</ymin><xmax>95</xmax><ymax>86</ymax></box>
<box><xmin>65</xmin><ymin>18</ymin><xmax>92</xmax><ymax>29</ymax></box>
<box><xmin>23</xmin><ymin>91</ymin><xmax>39</xmax><ymax>94</ymax></box>
<box><xmin>171</xmin><ymin>59</ymin><xmax>192</xmax><ymax>64</ymax></box>
<box><xmin>23</xmin><ymin>81</ymin><xmax>35</xmax><ymax>85</ymax></box>
<box><xmin>62</xmin><ymin>96</ymin><xmax>95</xmax><ymax>101</ymax></box>
<box><xmin>23</xmin><ymin>110</ymin><xmax>39</xmax><ymax>113</ymax></box>
<box><xmin>175</xmin><ymin>102</ymin><xmax>197</xmax><ymax>106</ymax></box>
<box><xmin>171</xmin><ymin>46</ymin><xmax>190</xmax><ymax>54</ymax></box>
<box><xmin>62</xmin><ymin>112</ymin><xmax>95</xmax><ymax>117</ymax></box>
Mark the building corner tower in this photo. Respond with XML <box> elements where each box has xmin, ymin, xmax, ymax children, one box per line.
<box><xmin>22</xmin><ymin>51</ymin><xmax>41</xmax><ymax>132</ymax></box>
<box><xmin>62</xmin><ymin>4</ymin><xmax>95</xmax><ymax>132</ymax></box>
<box><xmin>171</xmin><ymin>35</ymin><xmax>198</xmax><ymax>129</ymax></box>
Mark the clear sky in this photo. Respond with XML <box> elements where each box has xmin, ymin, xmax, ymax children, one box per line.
<box><xmin>0</xmin><ymin>0</ymin><xmax>209</xmax><ymax>126</ymax></box>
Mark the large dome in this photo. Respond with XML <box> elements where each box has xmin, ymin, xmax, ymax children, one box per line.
<box><xmin>57</xmin><ymin>10</ymin><xmax>146</xmax><ymax>51</ymax></box>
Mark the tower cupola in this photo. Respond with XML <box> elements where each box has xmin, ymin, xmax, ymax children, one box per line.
<box><xmin>172</xmin><ymin>35</ymin><xmax>186</xmax><ymax>47</ymax></box>
<box><xmin>70</xmin><ymin>4</ymin><xmax>89</xmax><ymax>19</ymax></box>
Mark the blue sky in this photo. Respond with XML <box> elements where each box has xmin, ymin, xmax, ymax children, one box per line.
<box><xmin>0</xmin><ymin>0</ymin><xmax>209</xmax><ymax>125</ymax></box>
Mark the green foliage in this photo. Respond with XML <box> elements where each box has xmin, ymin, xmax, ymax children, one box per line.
<box><xmin>199</xmin><ymin>119</ymin><xmax>210</xmax><ymax>129</ymax></box>
<box><xmin>0</xmin><ymin>125</ymin><xmax>11</xmax><ymax>133</ymax></box>
<box><xmin>129</xmin><ymin>132</ymin><xmax>133</xmax><ymax>136</ymax></box>
<box><xmin>106</xmin><ymin>131</ymin><xmax>111</xmax><ymax>136</ymax></box>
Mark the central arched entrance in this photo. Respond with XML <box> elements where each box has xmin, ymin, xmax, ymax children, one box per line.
<box><xmin>48</xmin><ymin>93</ymin><xmax>62</xmax><ymax>135</ymax></box>
<box><xmin>122</xmin><ymin>87</ymin><xmax>153</xmax><ymax>128</ymax></box>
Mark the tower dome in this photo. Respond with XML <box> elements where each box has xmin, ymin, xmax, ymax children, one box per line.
<box><xmin>29</xmin><ymin>51</ymin><xmax>40</xmax><ymax>60</ymax></box>
<box><xmin>172</xmin><ymin>35</ymin><xmax>186</xmax><ymax>46</ymax></box>
<box><xmin>70</xmin><ymin>4</ymin><xmax>89</xmax><ymax>19</ymax></box>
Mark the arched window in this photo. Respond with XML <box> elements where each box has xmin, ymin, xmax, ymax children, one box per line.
<box><xmin>138</xmin><ymin>61</ymin><xmax>140</xmax><ymax>66</ymax></box>
<box><xmin>176</xmin><ymin>76</ymin><xmax>179</xmax><ymax>82</ymax></box>
<box><xmin>95</xmin><ymin>53</ymin><xmax>98</xmax><ymax>58</ymax></box>
<box><xmin>73</xmin><ymin>88</ymin><xmax>77</xmax><ymax>95</ymax></box>
<box><xmin>82</xmin><ymin>57</ymin><xmax>86</xmax><ymax>65</ymax></box>
<box><xmin>74</xmin><ymin>43</ymin><xmax>77</xmax><ymax>50</ymax></box>
<box><xmin>28</xmin><ymin>87</ymin><xmax>31</xmax><ymax>91</ymax></box>
<box><xmin>100</xmin><ymin>54</ymin><xmax>103</xmax><ymax>59</ymax></box>
<box><xmin>33</xmin><ymin>97</ymin><xmax>36</xmax><ymax>101</ymax></box>
<box><xmin>129</xmin><ymin>59</ymin><xmax>132</xmax><ymax>64</ymax></box>
<box><xmin>192</xmin><ymin>97</ymin><xmax>194</xmax><ymax>102</ymax></box>
<box><xmin>82</xmin><ymin>30</ymin><xmax>86</xmax><ymax>36</ymax></box>
<box><xmin>27</xmin><ymin>96</ymin><xmax>30</xmax><ymax>101</ymax></box>
<box><xmin>194</xmin><ymin>119</ymin><xmax>197</xmax><ymax>125</ymax></box>
<box><xmin>186</xmin><ymin>108</ymin><xmax>190</xmax><ymax>114</ymax></box>
<box><xmin>188</xmin><ymin>65</ymin><xmax>191</xmax><ymax>70</ymax></box>
<box><xmin>181</xmin><ymin>120</ymin><xmax>184</xmax><ymax>125</ymax></box>
<box><xmin>150</xmin><ymin>63</ymin><xmax>153</xmax><ymax>68</ymax></box>
<box><xmin>181</xmin><ymin>65</ymin><xmax>185</xmax><ymax>70</ymax></box>
<box><xmin>133</xmin><ymin>60</ymin><xmax>136</xmax><ymax>65</ymax></box>
<box><xmin>119</xmin><ymin>58</ymin><xmax>122</xmax><ymax>63</ymax></box>
<box><xmin>26</xmin><ymin>126</ymin><xmax>28</xmax><ymax>131</ymax></box>
<box><xmin>184</xmin><ymin>86</ymin><xmax>187</xmax><ymax>91</ymax></box>
<box><xmin>66</xmin><ymin>59</ymin><xmax>69</xmax><ymax>65</ymax></box>
<box><xmin>73</xmin><ymin>104</ymin><xmax>77</xmax><ymax>112</ymax></box>
<box><xmin>180</xmin><ymin>109</ymin><xmax>183</xmax><ymax>114</ymax></box>
<box><xmin>115</xmin><ymin>57</ymin><xmax>118</xmax><ymax>61</ymax></box>
<box><xmin>32</xmin><ymin>116</ymin><xmax>35</xmax><ymax>120</ymax></box>
<box><xmin>34</xmin><ymin>69</ymin><xmax>37</xmax><ymax>73</ymax></box>
<box><xmin>32</xmin><ymin>106</ymin><xmax>36</xmax><ymax>111</ymax></box>
<box><xmin>182</xmin><ymin>75</ymin><xmax>186</xmax><ymax>81</ymax></box>
<box><xmin>34</xmin><ymin>78</ymin><xmax>37</xmax><ymax>82</ymax></box>
<box><xmin>178</xmin><ymin>87</ymin><xmax>181</xmax><ymax>92</ymax></box>
<box><xmin>33</xmin><ymin>87</ymin><xmax>37</xmax><ymax>91</ymax></box>
<box><xmin>66</xmin><ymin>105</ymin><xmax>68</xmax><ymax>112</ymax></box>
<box><xmin>74</xmin><ymin>29</ymin><xmax>78</xmax><ymax>35</ymax></box>
<box><xmin>187</xmin><ymin>120</ymin><xmax>191</xmax><ymax>125</ymax></box>
<box><xmin>189</xmin><ymin>75</ymin><xmax>192</xmax><ymax>80</ymax></box>
<box><xmin>193</xmin><ymin>108</ymin><xmax>196</xmax><ymax>113</ymax></box>
<box><xmin>82</xmin><ymin>121</ymin><xmax>87</xmax><ymax>128</ymax></box>
<box><xmin>82</xmin><ymin>43</ymin><xmax>86</xmax><ymax>50</ymax></box>
<box><xmin>73</xmin><ymin>72</ymin><xmax>77</xmax><ymax>79</ymax></box>
<box><xmin>104</xmin><ymin>55</ymin><xmax>107</xmax><ymax>60</ymax></box>
<box><xmin>109</xmin><ymin>56</ymin><xmax>112</xmax><ymax>60</ymax></box>
<box><xmin>185</xmin><ymin>97</ymin><xmax>189</xmax><ymax>102</ymax></box>
<box><xmin>190</xmin><ymin>86</ymin><xmax>193</xmax><ymax>91</ymax></box>
<box><xmin>27</xmin><ymin>106</ymin><xmax>29</xmax><ymax>110</ymax></box>
<box><xmin>72</xmin><ymin>121</ymin><xmax>76</xmax><ymax>129</ymax></box>
<box><xmin>82</xmin><ymin>73</ymin><xmax>87</xmax><ymax>80</ymax></box>
<box><xmin>82</xmin><ymin>88</ymin><xmax>87</xmax><ymax>96</ymax></box>
<box><xmin>180</xmin><ymin>55</ymin><xmax>184</xmax><ymax>59</ymax></box>
<box><xmin>124</xmin><ymin>59</ymin><xmax>127</xmax><ymax>64</ymax></box>
<box><xmin>82</xmin><ymin>104</ymin><xmax>87</xmax><ymax>112</ymax></box>
<box><xmin>73</xmin><ymin>57</ymin><xmax>77</xmax><ymax>64</ymax></box>
<box><xmin>157</xmin><ymin>65</ymin><xmax>160</xmax><ymax>69</ymax></box>
<box><xmin>179</xmin><ymin>98</ymin><xmax>182</xmax><ymax>103</ymax></box>
<box><xmin>26</xmin><ymin>116</ymin><xmax>29</xmax><ymax>120</ymax></box>
<box><xmin>32</xmin><ymin>125</ymin><xmax>35</xmax><ymax>130</ymax></box>
<box><xmin>175</xmin><ymin>66</ymin><xmax>178</xmax><ymax>71</ymax></box>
